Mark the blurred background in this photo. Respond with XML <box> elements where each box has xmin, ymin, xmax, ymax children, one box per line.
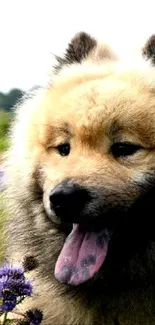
<box><xmin>1</xmin><ymin>0</ymin><xmax>155</xmax><ymax>155</ymax></box>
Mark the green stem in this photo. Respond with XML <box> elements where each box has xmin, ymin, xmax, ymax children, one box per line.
<box><xmin>2</xmin><ymin>312</ymin><xmax>7</xmax><ymax>325</ymax></box>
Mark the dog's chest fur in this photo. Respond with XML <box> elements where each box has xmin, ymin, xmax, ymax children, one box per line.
<box><xmin>22</xmin><ymin>275</ymin><xmax>155</xmax><ymax>325</ymax></box>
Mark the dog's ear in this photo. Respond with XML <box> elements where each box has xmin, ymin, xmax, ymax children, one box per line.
<box><xmin>54</xmin><ymin>31</ymin><xmax>118</xmax><ymax>73</ymax></box>
<box><xmin>55</xmin><ymin>32</ymin><xmax>96</xmax><ymax>71</ymax></box>
<box><xmin>54</xmin><ymin>32</ymin><xmax>97</xmax><ymax>72</ymax></box>
<box><xmin>142</xmin><ymin>35</ymin><xmax>155</xmax><ymax>65</ymax></box>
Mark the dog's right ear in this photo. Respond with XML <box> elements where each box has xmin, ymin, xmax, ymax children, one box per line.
<box><xmin>54</xmin><ymin>32</ymin><xmax>97</xmax><ymax>72</ymax></box>
<box><xmin>142</xmin><ymin>35</ymin><xmax>155</xmax><ymax>65</ymax></box>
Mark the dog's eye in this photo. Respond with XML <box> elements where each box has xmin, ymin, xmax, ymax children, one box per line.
<box><xmin>111</xmin><ymin>142</ymin><xmax>142</xmax><ymax>158</ymax></box>
<box><xmin>57</xmin><ymin>143</ymin><xmax>70</xmax><ymax>157</ymax></box>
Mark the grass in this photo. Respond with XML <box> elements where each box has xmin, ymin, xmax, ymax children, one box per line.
<box><xmin>0</xmin><ymin>136</ymin><xmax>10</xmax><ymax>152</ymax></box>
<box><xmin>0</xmin><ymin>109</ymin><xmax>12</xmax><ymax>152</ymax></box>
<box><xmin>0</xmin><ymin>193</ymin><xmax>5</xmax><ymax>262</ymax></box>
<box><xmin>0</xmin><ymin>110</ymin><xmax>11</xmax><ymax>261</ymax></box>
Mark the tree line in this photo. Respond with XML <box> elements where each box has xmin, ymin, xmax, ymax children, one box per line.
<box><xmin>0</xmin><ymin>88</ymin><xmax>24</xmax><ymax>111</ymax></box>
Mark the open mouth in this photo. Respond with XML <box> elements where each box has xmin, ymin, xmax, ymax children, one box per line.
<box><xmin>50</xmin><ymin>177</ymin><xmax>155</xmax><ymax>286</ymax></box>
<box><xmin>54</xmin><ymin>224</ymin><xmax>112</xmax><ymax>286</ymax></box>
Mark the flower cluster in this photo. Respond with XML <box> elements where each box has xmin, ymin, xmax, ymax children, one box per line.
<box><xmin>0</xmin><ymin>264</ymin><xmax>43</xmax><ymax>325</ymax></box>
<box><xmin>0</xmin><ymin>265</ymin><xmax>32</xmax><ymax>312</ymax></box>
<box><xmin>17</xmin><ymin>309</ymin><xmax>43</xmax><ymax>325</ymax></box>
<box><xmin>26</xmin><ymin>309</ymin><xmax>43</xmax><ymax>325</ymax></box>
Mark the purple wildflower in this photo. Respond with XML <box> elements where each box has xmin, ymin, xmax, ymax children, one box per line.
<box><xmin>1</xmin><ymin>292</ymin><xmax>17</xmax><ymax>312</ymax></box>
<box><xmin>0</xmin><ymin>265</ymin><xmax>25</xmax><ymax>278</ymax></box>
<box><xmin>26</xmin><ymin>309</ymin><xmax>43</xmax><ymax>325</ymax></box>
<box><xmin>0</xmin><ymin>265</ymin><xmax>32</xmax><ymax>312</ymax></box>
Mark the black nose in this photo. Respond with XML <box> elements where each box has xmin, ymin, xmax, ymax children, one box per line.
<box><xmin>49</xmin><ymin>181</ymin><xmax>90</xmax><ymax>223</ymax></box>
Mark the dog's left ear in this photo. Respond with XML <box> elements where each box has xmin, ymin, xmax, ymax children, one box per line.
<box><xmin>54</xmin><ymin>32</ymin><xmax>97</xmax><ymax>72</ymax></box>
<box><xmin>142</xmin><ymin>35</ymin><xmax>155</xmax><ymax>65</ymax></box>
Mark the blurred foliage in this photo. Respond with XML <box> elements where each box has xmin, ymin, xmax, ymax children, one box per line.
<box><xmin>0</xmin><ymin>137</ymin><xmax>10</xmax><ymax>152</ymax></box>
<box><xmin>0</xmin><ymin>88</ymin><xmax>24</xmax><ymax>152</ymax></box>
<box><xmin>0</xmin><ymin>110</ymin><xmax>12</xmax><ymax>137</ymax></box>
<box><xmin>0</xmin><ymin>110</ymin><xmax>12</xmax><ymax>152</ymax></box>
<box><xmin>0</xmin><ymin>194</ymin><xmax>5</xmax><ymax>262</ymax></box>
<box><xmin>0</xmin><ymin>88</ymin><xmax>24</xmax><ymax>111</ymax></box>
<box><xmin>0</xmin><ymin>89</ymin><xmax>26</xmax><ymax>264</ymax></box>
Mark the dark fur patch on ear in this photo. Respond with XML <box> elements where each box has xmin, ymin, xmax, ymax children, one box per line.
<box><xmin>142</xmin><ymin>35</ymin><xmax>155</xmax><ymax>65</ymax></box>
<box><xmin>54</xmin><ymin>32</ymin><xmax>96</xmax><ymax>72</ymax></box>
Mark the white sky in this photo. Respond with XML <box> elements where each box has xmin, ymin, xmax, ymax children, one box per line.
<box><xmin>0</xmin><ymin>0</ymin><xmax>155</xmax><ymax>93</ymax></box>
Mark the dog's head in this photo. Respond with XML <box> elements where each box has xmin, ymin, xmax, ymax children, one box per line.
<box><xmin>10</xmin><ymin>33</ymin><xmax>155</xmax><ymax>286</ymax></box>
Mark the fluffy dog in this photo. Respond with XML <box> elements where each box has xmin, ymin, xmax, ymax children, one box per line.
<box><xmin>5</xmin><ymin>32</ymin><xmax>155</xmax><ymax>325</ymax></box>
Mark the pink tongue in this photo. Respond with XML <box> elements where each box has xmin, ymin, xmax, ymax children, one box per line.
<box><xmin>54</xmin><ymin>224</ymin><xmax>110</xmax><ymax>286</ymax></box>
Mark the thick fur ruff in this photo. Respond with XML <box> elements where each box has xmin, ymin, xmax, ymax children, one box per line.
<box><xmin>4</xmin><ymin>32</ymin><xmax>155</xmax><ymax>324</ymax></box>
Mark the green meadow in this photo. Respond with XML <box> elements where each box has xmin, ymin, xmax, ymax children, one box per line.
<box><xmin>0</xmin><ymin>109</ymin><xmax>12</xmax><ymax>262</ymax></box>
<box><xmin>0</xmin><ymin>110</ymin><xmax>12</xmax><ymax>153</ymax></box>
<box><xmin>0</xmin><ymin>193</ymin><xmax>5</xmax><ymax>262</ymax></box>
